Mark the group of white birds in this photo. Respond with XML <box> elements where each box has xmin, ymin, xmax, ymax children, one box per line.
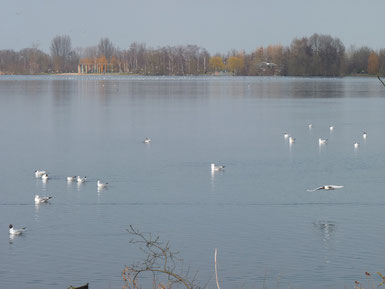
<box><xmin>9</xmin><ymin>171</ymin><xmax>109</xmax><ymax>236</ymax></box>
<box><xmin>12</xmin><ymin>131</ymin><xmax>348</xmax><ymax>236</ymax></box>
<box><xmin>284</xmin><ymin>125</ymin><xmax>367</xmax><ymax>148</ymax></box>
<box><xmin>34</xmin><ymin>170</ymin><xmax>108</xmax><ymax>188</ymax></box>
<box><xmin>284</xmin><ymin>124</ymin><xmax>367</xmax><ymax>193</ymax></box>
<box><xmin>10</xmin><ymin>137</ymin><xmax>157</xmax><ymax>236</ymax></box>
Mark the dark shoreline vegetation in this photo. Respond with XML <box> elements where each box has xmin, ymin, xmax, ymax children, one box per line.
<box><xmin>0</xmin><ymin>33</ymin><xmax>384</xmax><ymax>77</ymax></box>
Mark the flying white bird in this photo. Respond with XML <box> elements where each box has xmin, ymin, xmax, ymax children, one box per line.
<box><xmin>67</xmin><ymin>176</ymin><xmax>76</xmax><ymax>182</ymax></box>
<box><xmin>34</xmin><ymin>170</ymin><xmax>46</xmax><ymax>178</ymax></box>
<box><xmin>97</xmin><ymin>180</ymin><xmax>108</xmax><ymax>189</ymax></box>
<box><xmin>211</xmin><ymin>163</ymin><xmax>225</xmax><ymax>172</ymax></box>
<box><xmin>9</xmin><ymin>224</ymin><xmax>26</xmax><ymax>235</ymax></box>
<box><xmin>307</xmin><ymin>185</ymin><xmax>344</xmax><ymax>192</ymax></box>
<box><xmin>35</xmin><ymin>195</ymin><xmax>53</xmax><ymax>204</ymax></box>
<box><xmin>77</xmin><ymin>176</ymin><xmax>87</xmax><ymax>183</ymax></box>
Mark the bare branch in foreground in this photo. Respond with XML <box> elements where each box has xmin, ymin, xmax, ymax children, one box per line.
<box><xmin>122</xmin><ymin>225</ymin><xmax>198</xmax><ymax>289</ymax></box>
<box><xmin>377</xmin><ymin>75</ymin><xmax>385</xmax><ymax>87</ymax></box>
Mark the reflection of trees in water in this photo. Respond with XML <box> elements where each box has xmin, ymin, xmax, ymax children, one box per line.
<box><xmin>313</xmin><ymin>221</ymin><xmax>336</xmax><ymax>263</ymax></box>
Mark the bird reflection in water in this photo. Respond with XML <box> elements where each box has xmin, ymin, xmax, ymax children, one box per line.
<box><xmin>313</xmin><ymin>221</ymin><xmax>336</xmax><ymax>264</ymax></box>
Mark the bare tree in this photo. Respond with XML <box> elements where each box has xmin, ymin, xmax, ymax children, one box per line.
<box><xmin>50</xmin><ymin>35</ymin><xmax>72</xmax><ymax>58</ymax></box>
<box><xmin>0</xmin><ymin>48</ymin><xmax>50</xmax><ymax>75</ymax></box>
<box><xmin>309</xmin><ymin>34</ymin><xmax>345</xmax><ymax>76</ymax></box>
<box><xmin>345</xmin><ymin>46</ymin><xmax>371</xmax><ymax>74</ymax></box>
<box><xmin>20</xmin><ymin>47</ymin><xmax>50</xmax><ymax>74</ymax></box>
<box><xmin>98</xmin><ymin>37</ymin><xmax>115</xmax><ymax>61</ymax></box>
<box><xmin>50</xmin><ymin>35</ymin><xmax>72</xmax><ymax>72</ymax></box>
<box><xmin>82</xmin><ymin>46</ymin><xmax>98</xmax><ymax>59</ymax></box>
<box><xmin>122</xmin><ymin>226</ymin><xmax>199</xmax><ymax>289</ymax></box>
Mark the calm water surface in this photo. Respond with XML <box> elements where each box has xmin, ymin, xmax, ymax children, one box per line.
<box><xmin>0</xmin><ymin>76</ymin><xmax>385</xmax><ymax>289</ymax></box>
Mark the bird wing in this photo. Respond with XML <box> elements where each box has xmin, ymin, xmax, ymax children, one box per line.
<box><xmin>330</xmin><ymin>185</ymin><xmax>344</xmax><ymax>189</ymax></box>
<box><xmin>15</xmin><ymin>227</ymin><xmax>26</xmax><ymax>234</ymax></box>
<box><xmin>307</xmin><ymin>186</ymin><xmax>324</xmax><ymax>192</ymax></box>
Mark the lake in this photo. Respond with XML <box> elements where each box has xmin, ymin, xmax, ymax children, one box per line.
<box><xmin>0</xmin><ymin>75</ymin><xmax>384</xmax><ymax>289</ymax></box>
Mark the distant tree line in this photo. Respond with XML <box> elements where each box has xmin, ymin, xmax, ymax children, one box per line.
<box><xmin>1</xmin><ymin>33</ymin><xmax>385</xmax><ymax>77</ymax></box>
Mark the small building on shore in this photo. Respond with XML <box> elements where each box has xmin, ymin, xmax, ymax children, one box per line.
<box><xmin>78</xmin><ymin>55</ymin><xmax>116</xmax><ymax>74</ymax></box>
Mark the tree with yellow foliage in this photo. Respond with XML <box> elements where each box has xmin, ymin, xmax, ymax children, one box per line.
<box><xmin>368</xmin><ymin>52</ymin><xmax>379</xmax><ymax>74</ymax></box>
<box><xmin>227</xmin><ymin>56</ymin><xmax>244</xmax><ymax>75</ymax></box>
<box><xmin>209</xmin><ymin>56</ymin><xmax>225</xmax><ymax>72</ymax></box>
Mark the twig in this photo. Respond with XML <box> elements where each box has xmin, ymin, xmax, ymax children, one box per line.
<box><xmin>214</xmin><ymin>248</ymin><xmax>221</xmax><ymax>289</ymax></box>
<box><xmin>377</xmin><ymin>75</ymin><xmax>385</xmax><ymax>87</ymax></box>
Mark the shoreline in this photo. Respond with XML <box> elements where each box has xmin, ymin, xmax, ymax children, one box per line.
<box><xmin>0</xmin><ymin>72</ymin><xmax>382</xmax><ymax>78</ymax></box>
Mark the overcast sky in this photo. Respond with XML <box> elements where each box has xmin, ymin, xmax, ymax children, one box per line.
<box><xmin>2</xmin><ymin>0</ymin><xmax>385</xmax><ymax>54</ymax></box>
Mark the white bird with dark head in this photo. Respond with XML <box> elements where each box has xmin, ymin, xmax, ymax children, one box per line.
<box><xmin>363</xmin><ymin>132</ymin><xmax>367</xmax><ymax>140</ymax></box>
<box><xmin>67</xmin><ymin>176</ymin><xmax>76</xmax><ymax>182</ymax></box>
<box><xmin>211</xmin><ymin>163</ymin><xmax>225</xmax><ymax>172</ymax></box>
<box><xmin>77</xmin><ymin>176</ymin><xmax>87</xmax><ymax>183</ymax></box>
<box><xmin>34</xmin><ymin>170</ymin><xmax>46</xmax><ymax>178</ymax></box>
<box><xmin>9</xmin><ymin>224</ymin><xmax>26</xmax><ymax>235</ymax></box>
<box><xmin>35</xmin><ymin>195</ymin><xmax>52</xmax><ymax>204</ymax></box>
<box><xmin>41</xmin><ymin>173</ymin><xmax>49</xmax><ymax>181</ymax></box>
<box><xmin>97</xmin><ymin>180</ymin><xmax>108</xmax><ymax>189</ymax></box>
